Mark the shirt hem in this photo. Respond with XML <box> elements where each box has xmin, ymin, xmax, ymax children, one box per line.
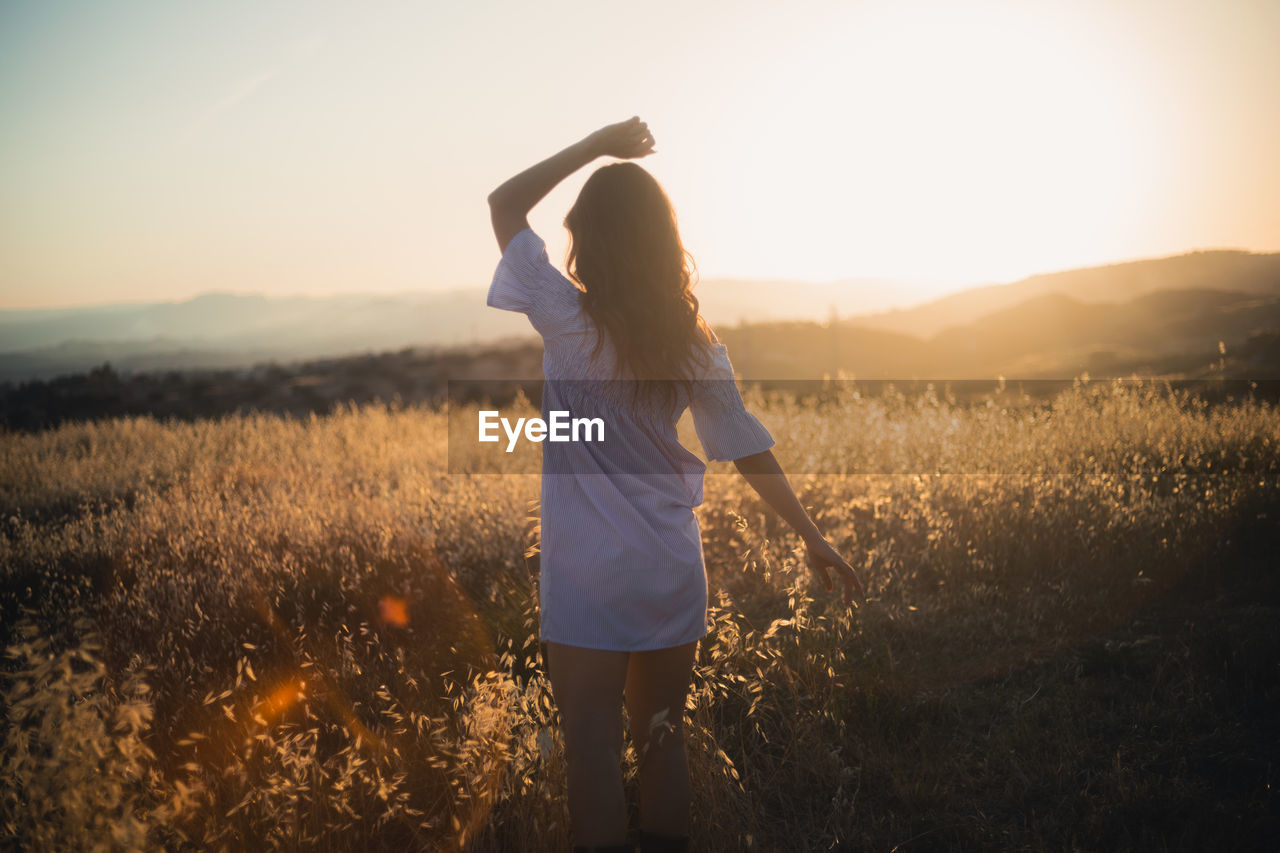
<box><xmin>538</xmin><ymin>625</ymin><xmax>710</xmax><ymax>653</ymax></box>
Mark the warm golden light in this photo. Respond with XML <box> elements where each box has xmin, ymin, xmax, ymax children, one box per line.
<box><xmin>256</xmin><ymin>678</ymin><xmax>306</xmax><ymax>723</ymax></box>
<box><xmin>676</xmin><ymin>1</ymin><xmax>1171</xmax><ymax>287</ymax></box>
<box><xmin>379</xmin><ymin>595</ymin><xmax>410</xmax><ymax>627</ymax></box>
<box><xmin>1</xmin><ymin>1</ymin><xmax>1276</xmax><ymax>311</ymax></box>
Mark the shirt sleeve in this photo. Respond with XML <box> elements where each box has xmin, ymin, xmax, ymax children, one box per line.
<box><xmin>487</xmin><ymin>228</ymin><xmax>582</xmax><ymax>338</ymax></box>
<box><xmin>689</xmin><ymin>344</ymin><xmax>775</xmax><ymax>462</ymax></box>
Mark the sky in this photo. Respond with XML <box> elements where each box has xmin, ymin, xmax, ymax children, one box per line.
<box><xmin>1</xmin><ymin>0</ymin><xmax>1278</xmax><ymax>310</ymax></box>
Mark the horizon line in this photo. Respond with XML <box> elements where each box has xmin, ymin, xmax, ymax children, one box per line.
<box><xmin>2</xmin><ymin>244</ymin><xmax>1277</xmax><ymax>314</ymax></box>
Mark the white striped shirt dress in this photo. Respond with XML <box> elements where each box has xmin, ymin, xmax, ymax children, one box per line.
<box><xmin>487</xmin><ymin>228</ymin><xmax>775</xmax><ymax>652</ymax></box>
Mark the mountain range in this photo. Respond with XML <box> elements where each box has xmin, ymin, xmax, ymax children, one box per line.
<box><xmin>1</xmin><ymin>250</ymin><xmax>1278</xmax><ymax>383</ymax></box>
<box><xmin>0</xmin><ymin>275</ymin><xmax>930</xmax><ymax>382</ymax></box>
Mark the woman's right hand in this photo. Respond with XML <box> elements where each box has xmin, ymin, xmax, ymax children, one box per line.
<box><xmin>805</xmin><ymin>535</ymin><xmax>867</xmax><ymax>606</ymax></box>
<box><xmin>585</xmin><ymin>116</ymin><xmax>656</xmax><ymax>160</ymax></box>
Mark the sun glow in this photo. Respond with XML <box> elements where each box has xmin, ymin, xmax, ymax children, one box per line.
<box><xmin>1</xmin><ymin>0</ymin><xmax>1276</xmax><ymax>310</ymax></box>
<box><xmin>683</xmin><ymin>1</ymin><xmax>1166</xmax><ymax>287</ymax></box>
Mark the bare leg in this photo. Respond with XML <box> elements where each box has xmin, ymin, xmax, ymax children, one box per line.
<box><xmin>624</xmin><ymin>640</ymin><xmax>698</xmax><ymax>837</ymax></box>
<box><xmin>546</xmin><ymin>641</ymin><xmax>631</xmax><ymax>847</ymax></box>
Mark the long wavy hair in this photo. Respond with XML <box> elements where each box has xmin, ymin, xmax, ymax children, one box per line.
<box><xmin>564</xmin><ymin>163</ymin><xmax>715</xmax><ymax>407</ymax></box>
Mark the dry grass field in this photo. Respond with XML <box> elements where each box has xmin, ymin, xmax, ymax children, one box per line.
<box><xmin>2</xmin><ymin>378</ymin><xmax>1277</xmax><ymax>851</ymax></box>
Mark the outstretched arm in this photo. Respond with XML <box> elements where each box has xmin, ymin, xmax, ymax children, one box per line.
<box><xmin>733</xmin><ymin>449</ymin><xmax>866</xmax><ymax>605</ymax></box>
<box><xmin>487</xmin><ymin>116</ymin><xmax>656</xmax><ymax>253</ymax></box>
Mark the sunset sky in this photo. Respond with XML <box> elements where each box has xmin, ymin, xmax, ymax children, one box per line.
<box><xmin>2</xmin><ymin>0</ymin><xmax>1278</xmax><ymax>310</ymax></box>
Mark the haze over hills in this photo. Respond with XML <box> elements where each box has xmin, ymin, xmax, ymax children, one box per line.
<box><xmin>0</xmin><ymin>276</ymin><xmax>940</xmax><ymax>382</ymax></box>
<box><xmin>718</xmin><ymin>286</ymin><xmax>1280</xmax><ymax>380</ymax></box>
<box><xmin>1</xmin><ymin>249</ymin><xmax>1277</xmax><ymax>383</ymax></box>
<box><xmin>851</xmin><ymin>250</ymin><xmax>1280</xmax><ymax>338</ymax></box>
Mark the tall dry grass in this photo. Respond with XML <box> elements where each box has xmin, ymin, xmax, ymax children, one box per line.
<box><xmin>2</xmin><ymin>379</ymin><xmax>1277</xmax><ymax>850</ymax></box>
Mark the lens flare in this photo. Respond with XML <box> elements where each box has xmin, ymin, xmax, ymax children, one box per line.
<box><xmin>378</xmin><ymin>595</ymin><xmax>410</xmax><ymax>627</ymax></box>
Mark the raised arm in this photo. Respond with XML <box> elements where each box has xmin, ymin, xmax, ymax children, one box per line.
<box><xmin>732</xmin><ymin>449</ymin><xmax>866</xmax><ymax>605</ymax></box>
<box><xmin>487</xmin><ymin>117</ymin><xmax>656</xmax><ymax>253</ymax></box>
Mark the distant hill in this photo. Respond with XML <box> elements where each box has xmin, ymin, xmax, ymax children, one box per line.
<box><xmin>920</xmin><ymin>288</ymin><xmax>1280</xmax><ymax>378</ymax></box>
<box><xmin>5</xmin><ymin>284</ymin><xmax>1279</xmax><ymax>431</ymax></box>
<box><xmin>2</xmin><ymin>249</ymin><xmax>1277</xmax><ymax>384</ymax></box>
<box><xmin>0</xmin><ymin>276</ymin><xmax>929</xmax><ymax>383</ymax></box>
<box><xmin>0</xmin><ymin>341</ymin><xmax>546</xmax><ymax>432</ymax></box>
<box><xmin>713</xmin><ymin>286</ymin><xmax>1280</xmax><ymax>380</ymax></box>
<box><xmin>848</xmin><ymin>250</ymin><xmax>1280</xmax><ymax>338</ymax></box>
<box><xmin>0</xmin><ymin>291</ymin><xmax>534</xmax><ymax>381</ymax></box>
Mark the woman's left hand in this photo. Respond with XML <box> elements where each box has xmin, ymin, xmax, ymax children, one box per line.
<box><xmin>585</xmin><ymin>116</ymin><xmax>656</xmax><ymax>160</ymax></box>
<box><xmin>805</xmin><ymin>536</ymin><xmax>867</xmax><ymax>606</ymax></box>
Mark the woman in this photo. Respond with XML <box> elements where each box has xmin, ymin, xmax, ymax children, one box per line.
<box><xmin>486</xmin><ymin>117</ymin><xmax>865</xmax><ymax>853</ymax></box>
